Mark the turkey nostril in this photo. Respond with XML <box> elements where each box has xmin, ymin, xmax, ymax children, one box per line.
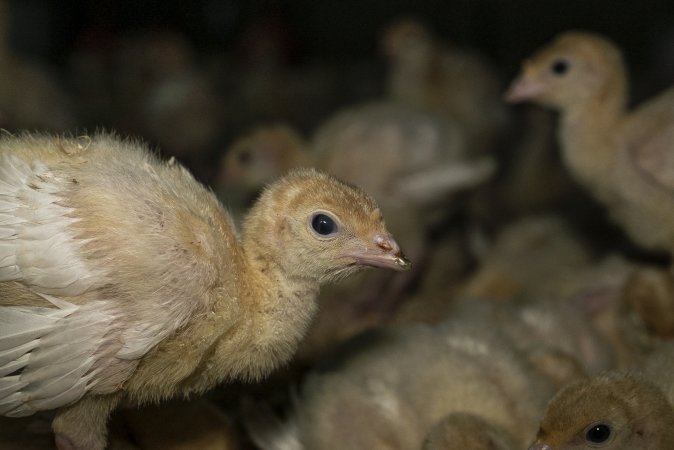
<box><xmin>378</xmin><ymin>241</ymin><xmax>392</xmax><ymax>251</ymax></box>
<box><xmin>374</xmin><ymin>234</ymin><xmax>398</xmax><ymax>253</ymax></box>
<box><xmin>374</xmin><ymin>235</ymin><xmax>393</xmax><ymax>252</ymax></box>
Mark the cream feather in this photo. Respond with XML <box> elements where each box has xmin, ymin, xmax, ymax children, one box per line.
<box><xmin>0</xmin><ymin>132</ymin><xmax>410</xmax><ymax>450</ymax></box>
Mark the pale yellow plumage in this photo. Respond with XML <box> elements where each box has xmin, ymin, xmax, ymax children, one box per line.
<box><xmin>505</xmin><ymin>31</ymin><xmax>674</xmax><ymax>253</ymax></box>
<box><xmin>529</xmin><ymin>344</ymin><xmax>674</xmax><ymax>450</ymax></box>
<box><xmin>0</xmin><ymin>132</ymin><xmax>409</xmax><ymax>450</ymax></box>
<box><xmin>218</xmin><ymin>102</ymin><xmax>494</xmax><ymax>212</ymax></box>
<box><xmin>382</xmin><ymin>18</ymin><xmax>507</xmax><ymax>155</ymax></box>
<box><xmin>247</xmin><ymin>317</ymin><xmax>556</xmax><ymax>450</ymax></box>
<box><xmin>422</xmin><ymin>413</ymin><xmax>517</xmax><ymax>450</ymax></box>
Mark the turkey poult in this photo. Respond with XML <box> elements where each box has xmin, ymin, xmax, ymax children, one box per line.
<box><xmin>504</xmin><ymin>31</ymin><xmax>674</xmax><ymax>255</ymax></box>
<box><xmin>0</xmin><ymin>133</ymin><xmax>411</xmax><ymax>450</ymax></box>
<box><xmin>246</xmin><ymin>320</ymin><xmax>555</xmax><ymax>450</ymax></box>
<box><xmin>528</xmin><ymin>344</ymin><xmax>674</xmax><ymax>450</ymax></box>
<box><xmin>381</xmin><ymin>18</ymin><xmax>507</xmax><ymax>155</ymax></box>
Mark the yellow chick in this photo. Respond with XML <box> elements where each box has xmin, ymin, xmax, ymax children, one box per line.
<box><xmin>456</xmin><ymin>214</ymin><xmax>664</xmax><ymax>369</ymax></box>
<box><xmin>0</xmin><ymin>133</ymin><xmax>410</xmax><ymax>450</ymax></box>
<box><xmin>215</xmin><ymin>124</ymin><xmax>310</xmax><ymax>212</ymax></box>
<box><xmin>216</xmin><ymin>103</ymin><xmax>494</xmax><ymax>360</ymax></box>
<box><xmin>423</xmin><ymin>413</ymin><xmax>517</xmax><ymax>450</ymax></box>
<box><xmin>247</xmin><ymin>321</ymin><xmax>555</xmax><ymax>450</ymax></box>
<box><xmin>218</xmin><ymin>102</ymin><xmax>494</xmax><ymax>212</ymax></box>
<box><xmin>459</xmin><ymin>215</ymin><xmax>592</xmax><ymax>301</ymax></box>
<box><xmin>505</xmin><ymin>31</ymin><xmax>674</xmax><ymax>254</ymax></box>
<box><xmin>447</xmin><ymin>295</ymin><xmax>614</xmax><ymax>383</ymax></box>
<box><xmin>312</xmin><ymin>102</ymin><xmax>494</xmax><ymax>209</ymax></box>
<box><xmin>382</xmin><ymin>17</ymin><xmax>507</xmax><ymax>154</ymax></box>
<box><xmin>622</xmin><ymin>267</ymin><xmax>674</xmax><ymax>340</ymax></box>
<box><xmin>529</xmin><ymin>344</ymin><xmax>674</xmax><ymax>450</ymax></box>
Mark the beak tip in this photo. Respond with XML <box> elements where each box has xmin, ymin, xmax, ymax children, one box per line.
<box><xmin>503</xmin><ymin>83</ymin><xmax>524</xmax><ymax>103</ymax></box>
<box><xmin>344</xmin><ymin>250</ymin><xmax>412</xmax><ymax>272</ymax></box>
<box><xmin>395</xmin><ymin>255</ymin><xmax>412</xmax><ymax>271</ymax></box>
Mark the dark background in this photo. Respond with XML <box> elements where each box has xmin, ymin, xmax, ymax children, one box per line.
<box><xmin>10</xmin><ymin>0</ymin><xmax>674</xmax><ymax>76</ymax></box>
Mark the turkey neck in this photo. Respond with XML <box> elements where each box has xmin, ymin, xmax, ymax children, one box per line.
<box><xmin>558</xmin><ymin>74</ymin><xmax>628</xmax><ymax>193</ymax></box>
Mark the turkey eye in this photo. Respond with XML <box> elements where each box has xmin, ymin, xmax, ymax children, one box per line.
<box><xmin>237</xmin><ymin>149</ymin><xmax>252</xmax><ymax>165</ymax></box>
<box><xmin>585</xmin><ymin>424</ymin><xmax>611</xmax><ymax>444</ymax></box>
<box><xmin>551</xmin><ymin>59</ymin><xmax>570</xmax><ymax>75</ymax></box>
<box><xmin>311</xmin><ymin>213</ymin><xmax>337</xmax><ymax>236</ymax></box>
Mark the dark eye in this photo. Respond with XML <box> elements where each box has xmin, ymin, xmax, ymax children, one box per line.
<box><xmin>311</xmin><ymin>213</ymin><xmax>337</xmax><ymax>236</ymax></box>
<box><xmin>586</xmin><ymin>424</ymin><xmax>611</xmax><ymax>444</ymax></box>
<box><xmin>551</xmin><ymin>59</ymin><xmax>570</xmax><ymax>76</ymax></box>
<box><xmin>237</xmin><ymin>149</ymin><xmax>252</xmax><ymax>165</ymax></box>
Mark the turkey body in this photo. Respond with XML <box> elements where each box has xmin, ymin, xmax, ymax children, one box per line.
<box><xmin>0</xmin><ymin>132</ymin><xmax>409</xmax><ymax>449</ymax></box>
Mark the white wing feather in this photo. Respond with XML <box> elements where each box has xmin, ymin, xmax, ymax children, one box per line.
<box><xmin>0</xmin><ymin>295</ymin><xmax>117</xmax><ymax>417</ymax></box>
<box><xmin>0</xmin><ymin>154</ymin><xmax>117</xmax><ymax>416</ymax></box>
<box><xmin>0</xmin><ymin>144</ymin><xmax>225</xmax><ymax>416</ymax></box>
<box><xmin>0</xmin><ymin>154</ymin><xmax>101</xmax><ymax>295</ymax></box>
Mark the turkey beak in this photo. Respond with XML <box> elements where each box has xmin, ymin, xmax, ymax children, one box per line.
<box><xmin>345</xmin><ymin>234</ymin><xmax>412</xmax><ymax>271</ymax></box>
<box><xmin>504</xmin><ymin>64</ymin><xmax>545</xmax><ymax>103</ymax></box>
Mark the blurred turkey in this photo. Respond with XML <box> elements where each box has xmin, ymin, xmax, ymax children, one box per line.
<box><xmin>381</xmin><ymin>17</ymin><xmax>508</xmax><ymax>155</ymax></box>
